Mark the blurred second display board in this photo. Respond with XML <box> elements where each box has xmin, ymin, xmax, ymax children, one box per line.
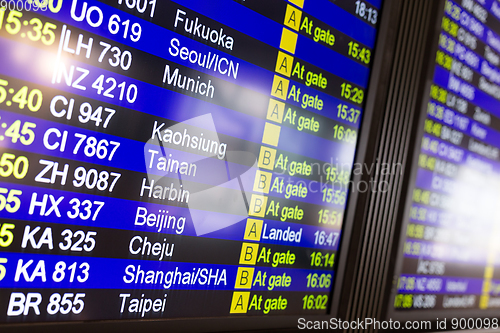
<box><xmin>389</xmin><ymin>0</ymin><xmax>500</xmax><ymax>323</ymax></box>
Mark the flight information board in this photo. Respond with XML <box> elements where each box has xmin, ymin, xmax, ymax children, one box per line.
<box><xmin>394</xmin><ymin>0</ymin><xmax>500</xmax><ymax>313</ymax></box>
<box><xmin>0</xmin><ymin>0</ymin><xmax>381</xmax><ymax>323</ymax></box>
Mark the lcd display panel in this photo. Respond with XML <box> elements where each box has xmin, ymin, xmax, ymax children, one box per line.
<box><xmin>0</xmin><ymin>0</ymin><xmax>382</xmax><ymax>323</ymax></box>
<box><xmin>391</xmin><ymin>0</ymin><xmax>500</xmax><ymax>318</ymax></box>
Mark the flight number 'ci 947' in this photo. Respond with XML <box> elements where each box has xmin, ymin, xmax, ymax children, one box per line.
<box><xmin>50</xmin><ymin>95</ymin><xmax>116</xmax><ymax>128</ymax></box>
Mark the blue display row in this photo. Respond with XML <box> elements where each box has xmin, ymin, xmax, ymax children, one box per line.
<box><xmin>0</xmin><ymin>106</ymin><xmax>349</xmax><ymax>213</ymax></box>
<box><xmin>0</xmin><ymin>180</ymin><xmax>342</xmax><ymax>250</ymax></box>
<box><xmin>0</xmin><ymin>252</ymin><xmax>332</xmax><ymax>291</ymax></box>
<box><xmin>398</xmin><ymin>274</ymin><xmax>484</xmax><ymax>295</ymax></box>
<box><xmin>37</xmin><ymin>0</ymin><xmax>371</xmax><ymax>88</ymax></box>
<box><xmin>433</xmin><ymin>65</ymin><xmax>500</xmax><ymax>122</ymax></box>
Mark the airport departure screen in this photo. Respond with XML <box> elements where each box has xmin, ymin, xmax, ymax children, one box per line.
<box><xmin>394</xmin><ymin>0</ymin><xmax>500</xmax><ymax>313</ymax></box>
<box><xmin>0</xmin><ymin>0</ymin><xmax>381</xmax><ymax>322</ymax></box>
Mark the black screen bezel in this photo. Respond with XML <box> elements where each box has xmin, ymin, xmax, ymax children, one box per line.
<box><xmin>384</xmin><ymin>0</ymin><xmax>500</xmax><ymax>323</ymax></box>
